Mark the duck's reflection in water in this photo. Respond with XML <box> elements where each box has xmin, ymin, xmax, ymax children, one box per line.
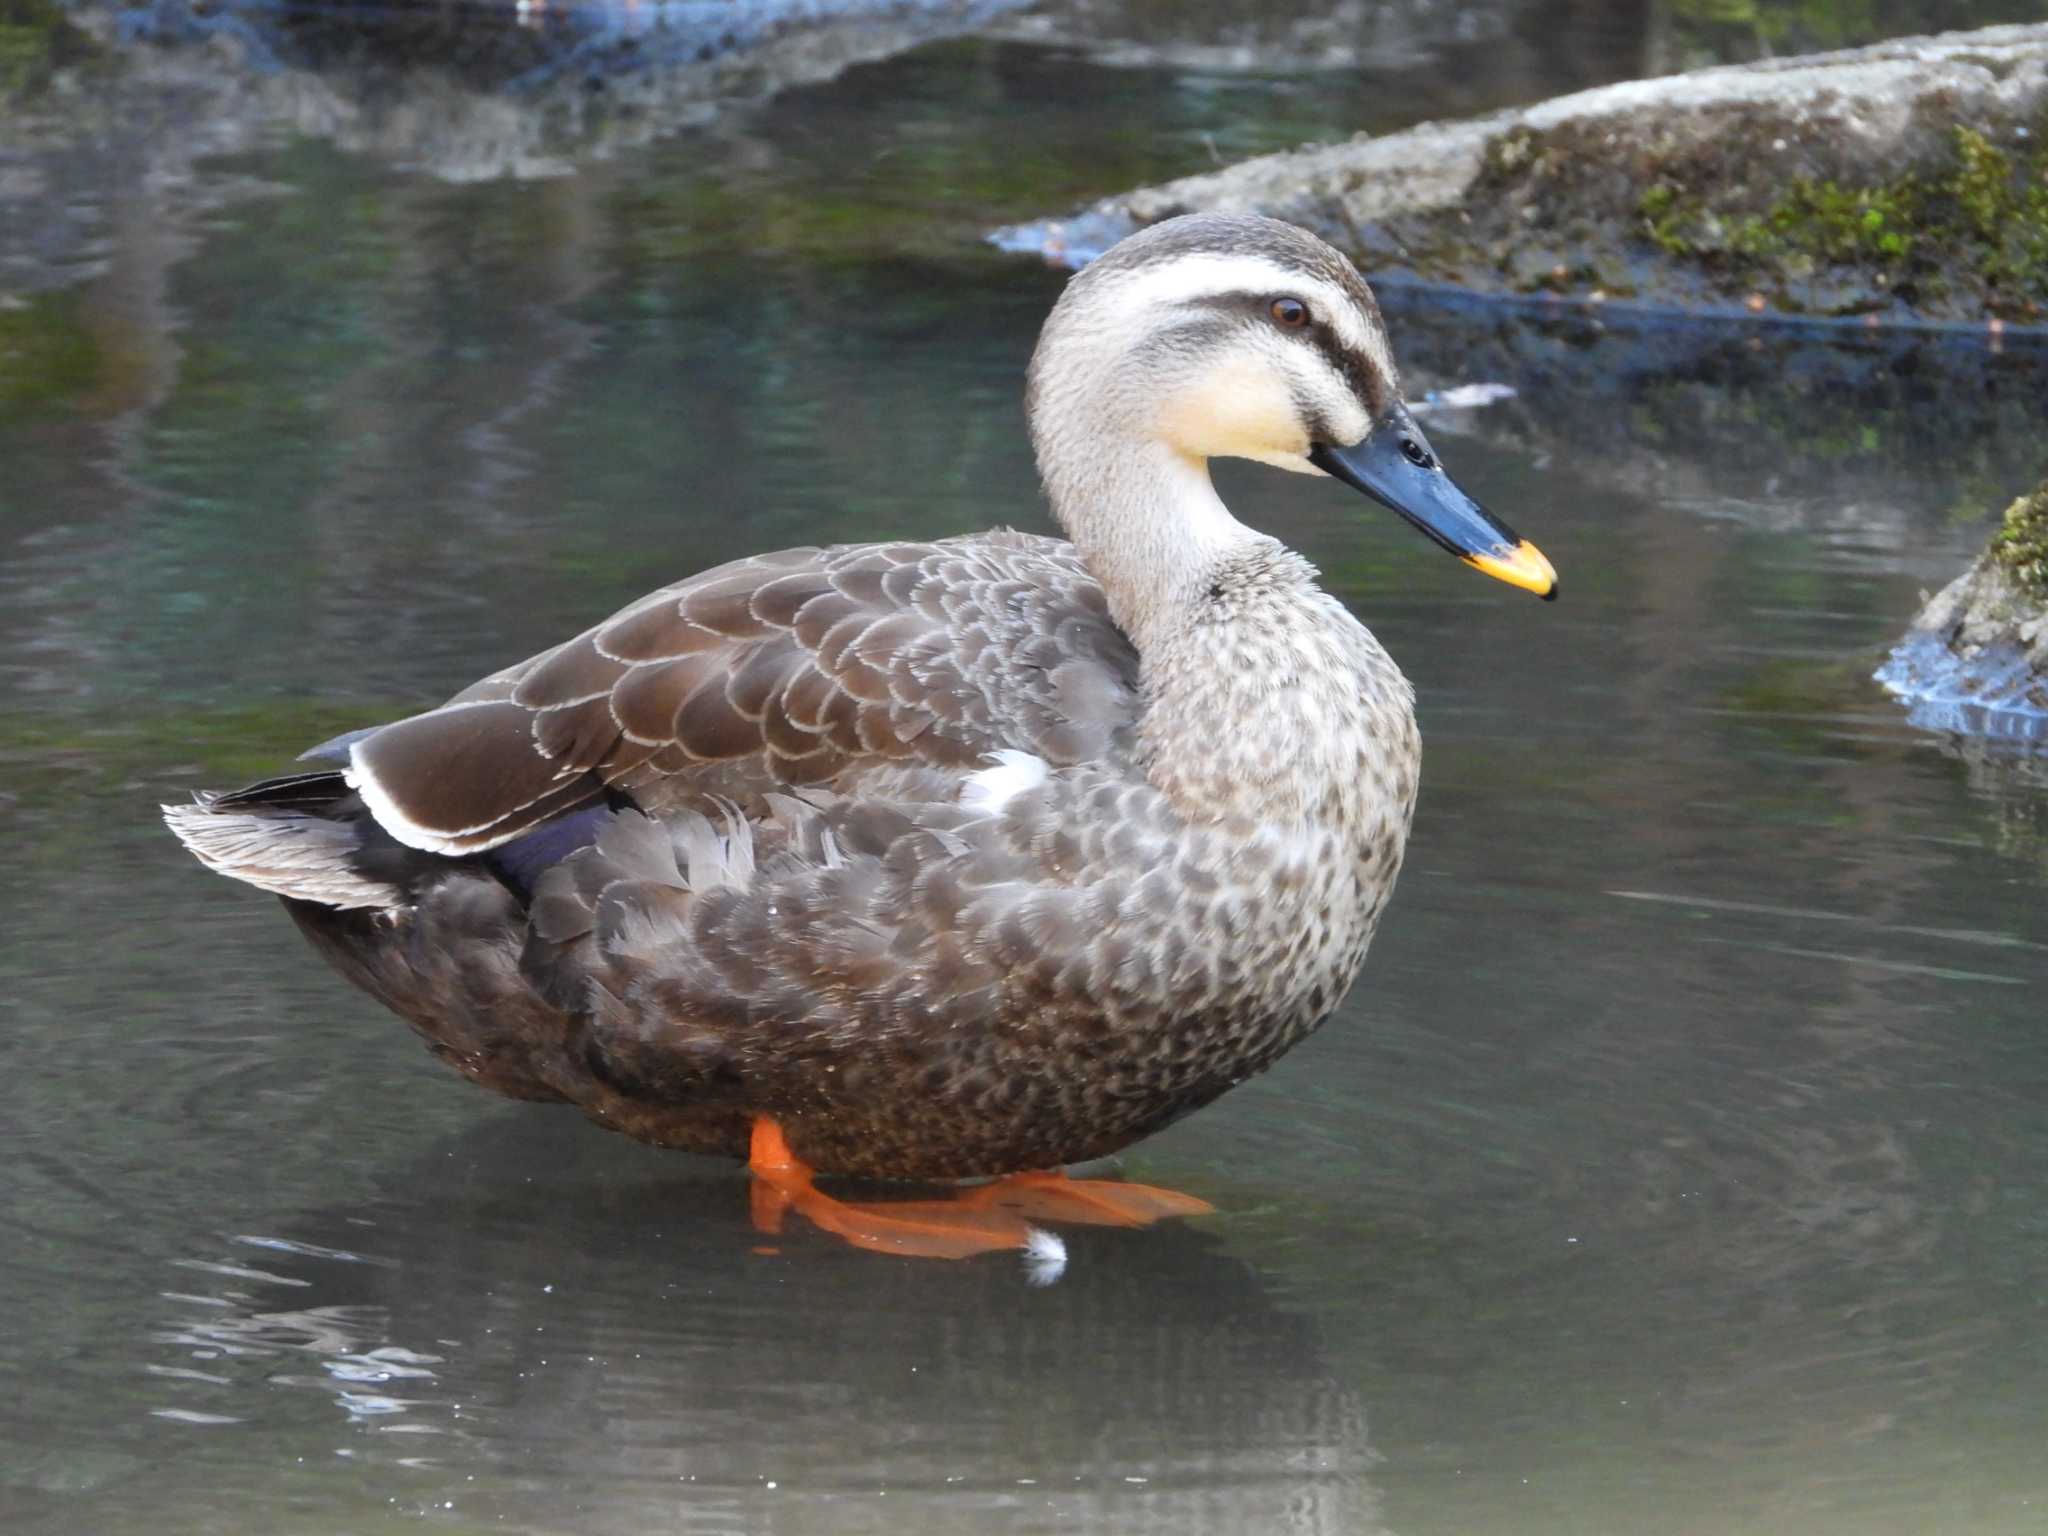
<box><xmin>149</xmin><ymin>1112</ymin><xmax>1388</xmax><ymax>1534</ymax></box>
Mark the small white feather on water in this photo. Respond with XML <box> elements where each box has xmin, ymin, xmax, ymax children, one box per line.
<box><xmin>1410</xmin><ymin>382</ymin><xmax>1517</xmax><ymax>413</ymax></box>
<box><xmin>1021</xmin><ymin>1227</ymin><xmax>1068</xmax><ymax>1287</ymax></box>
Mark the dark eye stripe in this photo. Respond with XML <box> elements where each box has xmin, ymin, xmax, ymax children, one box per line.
<box><xmin>1178</xmin><ymin>291</ymin><xmax>1391</xmax><ymax>413</ymax></box>
<box><xmin>1302</xmin><ymin>325</ymin><xmax>1389</xmax><ymax>415</ymax></box>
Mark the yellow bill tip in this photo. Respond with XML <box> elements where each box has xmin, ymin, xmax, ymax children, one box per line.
<box><xmin>1463</xmin><ymin>539</ymin><xmax>1559</xmax><ymax>600</ymax></box>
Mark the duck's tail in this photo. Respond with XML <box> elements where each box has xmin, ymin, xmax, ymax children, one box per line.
<box><xmin>162</xmin><ymin>772</ymin><xmax>406</xmax><ymax>911</ymax></box>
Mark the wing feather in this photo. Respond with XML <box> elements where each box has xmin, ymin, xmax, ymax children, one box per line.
<box><xmin>339</xmin><ymin>534</ymin><xmax>1140</xmax><ymax>856</ymax></box>
<box><xmin>610</xmin><ymin>658</ymin><xmax>701</xmax><ymax>745</ymax></box>
<box><xmin>513</xmin><ymin>637</ymin><xmax>628</xmax><ymax>707</ymax></box>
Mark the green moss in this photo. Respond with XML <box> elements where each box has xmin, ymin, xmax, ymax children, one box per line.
<box><xmin>1753</xmin><ymin>177</ymin><xmax>1917</xmax><ymax>262</ymax></box>
<box><xmin>1638</xmin><ymin>182</ymin><xmax>1690</xmax><ymax>255</ymax></box>
<box><xmin>1633</xmin><ymin>123</ymin><xmax>2048</xmax><ymax>314</ymax></box>
<box><xmin>1990</xmin><ymin>480</ymin><xmax>2048</xmax><ymax>596</ymax></box>
<box><xmin>1935</xmin><ymin>127</ymin><xmax>2048</xmax><ymax>295</ymax></box>
<box><xmin>1638</xmin><ymin>169</ymin><xmax>1921</xmax><ymax>269</ymax></box>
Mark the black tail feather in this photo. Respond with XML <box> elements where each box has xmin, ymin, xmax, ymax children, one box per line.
<box><xmin>211</xmin><ymin>769</ymin><xmax>355</xmax><ymax>815</ymax></box>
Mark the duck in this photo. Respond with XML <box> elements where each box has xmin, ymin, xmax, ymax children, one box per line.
<box><xmin>166</xmin><ymin>213</ymin><xmax>1555</xmax><ymax>1260</ymax></box>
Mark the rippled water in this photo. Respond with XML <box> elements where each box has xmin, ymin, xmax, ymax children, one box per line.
<box><xmin>6</xmin><ymin>3</ymin><xmax>2048</xmax><ymax>1532</ymax></box>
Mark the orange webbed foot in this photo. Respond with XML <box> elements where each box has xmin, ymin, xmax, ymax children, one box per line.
<box><xmin>746</xmin><ymin>1120</ymin><xmax>1211</xmax><ymax>1261</ymax></box>
<box><xmin>748</xmin><ymin>1119</ymin><xmax>1037</xmax><ymax>1260</ymax></box>
<box><xmin>961</xmin><ymin>1168</ymin><xmax>1217</xmax><ymax>1227</ymax></box>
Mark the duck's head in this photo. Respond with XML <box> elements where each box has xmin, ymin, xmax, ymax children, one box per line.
<box><xmin>1028</xmin><ymin>212</ymin><xmax>1556</xmax><ymax>600</ymax></box>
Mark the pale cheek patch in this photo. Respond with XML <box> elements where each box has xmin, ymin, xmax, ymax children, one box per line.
<box><xmin>1155</xmin><ymin>356</ymin><xmax>1306</xmax><ymax>463</ymax></box>
<box><xmin>1318</xmin><ymin>396</ymin><xmax>1374</xmax><ymax>451</ymax></box>
<box><xmin>961</xmin><ymin>749</ymin><xmax>1050</xmax><ymax>812</ymax></box>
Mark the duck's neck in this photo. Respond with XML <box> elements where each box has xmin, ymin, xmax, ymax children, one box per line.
<box><xmin>1044</xmin><ymin>436</ymin><xmax>1263</xmax><ymax>653</ymax></box>
<box><xmin>1043</xmin><ymin>433</ymin><xmax>1418</xmax><ymax>834</ymax></box>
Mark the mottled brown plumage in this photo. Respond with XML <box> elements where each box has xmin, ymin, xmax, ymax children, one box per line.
<box><xmin>344</xmin><ymin>536</ymin><xmax>1137</xmax><ymax>857</ymax></box>
<box><xmin>166</xmin><ymin>214</ymin><xmax>1549</xmax><ymax>1182</ymax></box>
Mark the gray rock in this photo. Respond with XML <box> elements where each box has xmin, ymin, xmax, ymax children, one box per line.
<box><xmin>994</xmin><ymin>24</ymin><xmax>2048</xmax><ymax>325</ymax></box>
<box><xmin>1878</xmin><ymin>483</ymin><xmax>2048</xmax><ymax>746</ymax></box>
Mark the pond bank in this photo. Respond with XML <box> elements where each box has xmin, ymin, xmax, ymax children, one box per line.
<box><xmin>994</xmin><ymin>24</ymin><xmax>2048</xmax><ymax>326</ymax></box>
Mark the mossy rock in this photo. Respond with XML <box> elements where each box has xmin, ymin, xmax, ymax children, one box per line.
<box><xmin>1629</xmin><ymin>123</ymin><xmax>2048</xmax><ymax>319</ymax></box>
<box><xmin>1877</xmin><ymin>476</ymin><xmax>2048</xmax><ymax>745</ymax></box>
<box><xmin>1016</xmin><ymin>25</ymin><xmax>2048</xmax><ymax>325</ymax></box>
<box><xmin>1910</xmin><ymin>479</ymin><xmax>2048</xmax><ymax>647</ymax></box>
<box><xmin>1991</xmin><ymin>480</ymin><xmax>2048</xmax><ymax>595</ymax></box>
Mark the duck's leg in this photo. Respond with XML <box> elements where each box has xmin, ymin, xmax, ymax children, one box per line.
<box><xmin>747</xmin><ymin>1120</ymin><xmax>1213</xmax><ymax>1256</ymax></box>
<box><xmin>747</xmin><ymin>1118</ymin><xmax>1039</xmax><ymax>1260</ymax></box>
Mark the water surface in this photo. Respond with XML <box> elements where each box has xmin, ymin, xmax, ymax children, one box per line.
<box><xmin>5</xmin><ymin>3</ymin><xmax>2048</xmax><ymax>1532</ymax></box>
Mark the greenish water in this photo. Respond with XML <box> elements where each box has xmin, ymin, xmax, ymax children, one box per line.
<box><xmin>5</xmin><ymin>4</ymin><xmax>2048</xmax><ymax>1533</ymax></box>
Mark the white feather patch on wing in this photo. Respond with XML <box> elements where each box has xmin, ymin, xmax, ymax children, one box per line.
<box><xmin>959</xmin><ymin>750</ymin><xmax>1050</xmax><ymax>813</ymax></box>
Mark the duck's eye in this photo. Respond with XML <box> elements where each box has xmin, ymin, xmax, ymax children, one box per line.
<box><xmin>1399</xmin><ymin>435</ymin><xmax>1434</xmax><ymax>469</ymax></box>
<box><xmin>1268</xmin><ymin>296</ymin><xmax>1311</xmax><ymax>329</ymax></box>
